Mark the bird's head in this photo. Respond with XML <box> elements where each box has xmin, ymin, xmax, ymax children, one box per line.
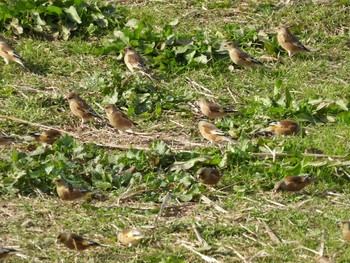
<box><xmin>66</xmin><ymin>91</ymin><xmax>78</xmax><ymax>101</ymax></box>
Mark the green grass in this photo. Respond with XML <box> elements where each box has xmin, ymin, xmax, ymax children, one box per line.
<box><xmin>1</xmin><ymin>0</ymin><xmax>350</xmax><ymax>262</ymax></box>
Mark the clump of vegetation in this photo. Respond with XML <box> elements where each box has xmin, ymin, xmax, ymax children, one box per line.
<box><xmin>0</xmin><ymin>0</ymin><xmax>127</xmax><ymax>39</ymax></box>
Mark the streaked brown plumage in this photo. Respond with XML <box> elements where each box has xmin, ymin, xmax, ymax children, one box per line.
<box><xmin>198</xmin><ymin>121</ymin><xmax>233</xmax><ymax>143</ymax></box>
<box><xmin>57</xmin><ymin>233</ymin><xmax>100</xmax><ymax>251</ymax></box>
<box><xmin>124</xmin><ymin>46</ymin><xmax>149</xmax><ymax>73</ymax></box>
<box><xmin>196</xmin><ymin>167</ymin><xmax>221</xmax><ymax>185</ymax></box>
<box><xmin>224</xmin><ymin>43</ymin><xmax>263</xmax><ymax>67</ymax></box>
<box><xmin>118</xmin><ymin>229</ymin><xmax>144</xmax><ymax>246</ymax></box>
<box><xmin>277</xmin><ymin>27</ymin><xmax>310</xmax><ymax>57</ymax></box>
<box><xmin>267</xmin><ymin>120</ymin><xmax>302</xmax><ymax>135</ymax></box>
<box><xmin>0</xmin><ymin>248</ymin><xmax>17</xmax><ymax>259</ymax></box>
<box><xmin>339</xmin><ymin>221</ymin><xmax>350</xmax><ymax>243</ymax></box>
<box><xmin>0</xmin><ymin>135</ymin><xmax>21</xmax><ymax>145</ymax></box>
<box><xmin>274</xmin><ymin>175</ymin><xmax>315</xmax><ymax>192</ymax></box>
<box><xmin>52</xmin><ymin>178</ymin><xmax>92</xmax><ymax>201</ymax></box>
<box><xmin>66</xmin><ymin>91</ymin><xmax>102</xmax><ymax>126</ymax></box>
<box><xmin>197</xmin><ymin>98</ymin><xmax>238</xmax><ymax>119</ymax></box>
<box><xmin>104</xmin><ymin>104</ymin><xmax>137</xmax><ymax>132</ymax></box>
<box><xmin>32</xmin><ymin>129</ymin><xmax>61</xmax><ymax>145</ymax></box>
<box><xmin>0</xmin><ymin>36</ymin><xmax>26</xmax><ymax>68</ymax></box>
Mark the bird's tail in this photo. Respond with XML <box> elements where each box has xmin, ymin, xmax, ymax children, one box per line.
<box><xmin>2</xmin><ymin>136</ymin><xmax>23</xmax><ymax>143</ymax></box>
<box><xmin>12</xmin><ymin>51</ymin><xmax>27</xmax><ymax>69</ymax></box>
<box><xmin>223</xmin><ymin>108</ymin><xmax>239</xmax><ymax>114</ymax></box>
<box><xmin>86</xmin><ymin>191</ymin><xmax>107</xmax><ymax>201</ymax></box>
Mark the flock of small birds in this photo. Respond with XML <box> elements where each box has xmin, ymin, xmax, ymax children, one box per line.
<box><xmin>0</xmin><ymin>25</ymin><xmax>346</xmax><ymax>261</ymax></box>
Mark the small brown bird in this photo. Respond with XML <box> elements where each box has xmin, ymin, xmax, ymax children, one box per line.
<box><xmin>104</xmin><ymin>104</ymin><xmax>137</xmax><ymax>133</ymax></box>
<box><xmin>277</xmin><ymin>27</ymin><xmax>310</xmax><ymax>57</ymax></box>
<box><xmin>198</xmin><ymin>121</ymin><xmax>233</xmax><ymax>143</ymax></box>
<box><xmin>66</xmin><ymin>91</ymin><xmax>102</xmax><ymax>126</ymax></box>
<box><xmin>223</xmin><ymin>43</ymin><xmax>263</xmax><ymax>68</ymax></box>
<box><xmin>57</xmin><ymin>233</ymin><xmax>100</xmax><ymax>251</ymax></box>
<box><xmin>273</xmin><ymin>175</ymin><xmax>315</xmax><ymax>192</ymax></box>
<box><xmin>31</xmin><ymin>129</ymin><xmax>61</xmax><ymax>145</ymax></box>
<box><xmin>52</xmin><ymin>178</ymin><xmax>92</xmax><ymax>201</ymax></box>
<box><xmin>266</xmin><ymin>120</ymin><xmax>302</xmax><ymax>136</ymax></box>
<box><xmin>118</xmin><ymin>229</ymin><xmax>144</xmax><ymax>246</ymax></box>
<box><xmin>0</xmin><ymin>248</ymin><xmax>17</xmax><ymax>259</ymax></box>
<box><xmin>124</xmin><ymin>46</ymin><xmax>149</xmax><ymax>73</ymax></box>
<box><xmin>196</xmin><ymin>167</ymin><xmax>221</xmax><ymax>185</ymax></box>
<box><xmin>196</xmin><ymin>98</ymin><xmax>238</xmax><ymax>119</ymax></box>
<box><xmin>0</xmin><ymin>36</ymin><xmax>26</xmax><ymax>68</ymax></box>
<box><xmin>339</xmin><ymin>221</ymin><xmax>350</xmax><ymax>243</ymax></box>
<box><xmin>0</xmin><ymin>135</ymin><xmax>22</xmax><ymax>145</ymax></box>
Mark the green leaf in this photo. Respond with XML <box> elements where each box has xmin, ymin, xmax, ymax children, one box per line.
<box><xmin>193</xmin><ymin>54</ymin><xmax>208</xmax><ymax>64</ymax></box>
<box><xmin>125</xmin><ymin>18</ymin><xmax>140</xmax><ymax>28</ymax></box>
<box><xmin>64</xmin><ymin>6</ymin><xmax>82</xmax><ymax>24</ymax></box>
<box><xmin>168</xmin><ymin>18</ymin><xmax>179</xmax><ymax>26</ymax></box>
<box><xmin>113</xmin><ymin>30</ymin><xmax>129</xmax><ymax>44</ymax></box>
<box><xmin>169</xmin><ymin>157</ymin><xmax>207</xmax><ymax>172</ymax></box>
<box><xmin>285</xmin><ymin>86</ymin><xmax>292</xmax><ymax>108</ymax></box>
<box><xmin>46</xmin><ymin>6</ymin><xmax>63</xmax><ymax>16</ymax></box>
<box><xmin>335</xmin><ymin>99</ymin><xmax>348</xmax><ymax>111</ymax></box>
<box><xmin>274</xmin><ymin>79</ymin><xmax>282</xmax><ymax>101</ymax></box>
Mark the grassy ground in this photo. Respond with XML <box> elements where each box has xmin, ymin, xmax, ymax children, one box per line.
<box><xmin>1</xmin><ymin>0</ymin><xmax>350</xmax><ymax>262</ymax></box>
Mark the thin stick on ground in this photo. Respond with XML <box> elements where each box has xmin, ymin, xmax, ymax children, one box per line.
<box><xmin>200</xmin><ymin>195</ymin><xmax>228</xmax><ymax>214</ymax></box>
<box><xmin>258</xmin><ymin>219</ymin><xmax>282</xmax><ymax>244</ymax></box>
<box><xmin>226</xmin><ymin>87</ymin><xmax>238</xmax><ymax>104</ymax></box>
<box><xmin>224</xmin><ymin>245</ymin><xmax>247</xmax><ymax>263</ymax></box>
<box><xmin>181</xmin><ymin>242</ymin><xmax>221</xmax><ymax>263</ymax></box>
<box><xmin>154</xmin><ymin>191</ymin><xmax>172</xmax><ymax>225</ymax></box>
<box><xmin>185</xmin><ymin>77</ymin><xmax>213</xmax><ymax>93</ymax></box>
<box><xmin>192</xmin><ymin>223</ymin><xmax>208</xmax><ymax>247</ymax></box>
<box><xmin>319</xmin><ymin>230</ymin><xmax>325</xmax><ymax>256</ymax></box>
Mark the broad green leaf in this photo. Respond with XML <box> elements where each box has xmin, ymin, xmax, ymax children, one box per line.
<box><xmin>9</xmin><ymin>18</ymin><xmax>23</xmax><ymax>35</ymax></box>
<box><xmin>125</xmin><ymin>18</ymin><xmax>139</xmax><ymax>28</ymax></box>
<box><xmin>113</xmin><ymin>30</ymin><xmax>129</xmax><ymax>44</ymax></box>
<box><xmin>169</xmin><ymin>157</ymin><xmax>207</xmax><ymax>171</ymax></box>
<box><xmin>185</xmin><ymin>50</ymin><xmax>196</xmax><ymax>62</ymax></box>
<box><xmin>46</xmin><ymin>6</ymin><xmax>63</xmax><ymax>16</ymax></box>
<box><xmin>193</xmin><ymin>54</ymin><xmax>208</xmax><ymax>64</ymax></box>
<box><xmin>168</xmin><ymin>18</ymin><xmax>179</xmax><ymax>26</ymax></box>
<box><xmin>64</xmin><ymin>6</ymin><xmax>82</xmax><ymax>24</ymax></box>
<box><xmin>335</xmin><ymin>99</ymin><xmax>348</xmax><ymax>111</ymax></box>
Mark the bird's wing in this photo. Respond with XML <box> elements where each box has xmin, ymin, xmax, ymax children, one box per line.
<box><xmin>76</xmin><ymin>99</ymin><xmax>101</xmax><ymax>118</ymax></box>
<box><xmin>207</xmin><ymin>102</ymin><xmax>223</xmax><ymax>113</ymax></box>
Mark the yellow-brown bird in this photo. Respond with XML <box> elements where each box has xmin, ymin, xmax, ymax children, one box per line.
<box><xmin>52</xmin><ymin>178</ymin><xmax>92</xmax><ymax>201</ymax></box>
<box><xmin>277</xmin><ymin>27</ymin><xmax>310</xmax><ymax>57</ymax></box>
<box><xmin>57</xmin><ymin>233</ymin><xmax>100</xmax><ymax>251</ymax></box>
<box><xmin>273</xmin><ymin>175</ymin><xmax>315</xmax><ymax>192</ymax></box>
<box><xmin>339</xmin><ymin>221</ymin><xmax>350</xmax><ymax>243</ymax></box>
<box><xmin>118</xmin><ymin>229</ymin><xmax>144</xmax><ymax>246</ymax></box>
<box><xmin>198</xmin><ymin>121</ymin><xmax>233</xmax><ymax>143</ymax></box>
<box><xmin>0</xmin><ymin>135</ymin><xmax>22</xmax><ymax>145</ymax></box>
<box><xmin>124</xmin><ymin>46</ymin><xmax>149</xmax><ymax>73</ymax></box>
<box><xmin>196</xmin><ymin>167</ymin><xmax>221</xmax><ymax>185</ymax></box>
<box><xmin>196</xmin><ymin>98</ymin><xmax>238</xmax><ymax>119</ymax></box>
<box><xmin>66</xmin><ymin>91</ymin><xmax>102</xmax><ymax>126</ymax></box>
<box><xmin>223</xmin><ymin>43</ymin><xmax>263</xmax><ymax>68</ymax></box>
<box><xmin>266</xmin><ymin>120</ymin><xmax>302</xmax><ymax>136</ymax></box>
<box><xmin>0</xmin><ymin>36</ymin><xmax>26</xmax><ymax>68</ymax></box>
<box><xmin>104</xmin><ymin>104</ymin><xmax>137</xmax><ymax>133</ymax></box>
<box><xmin>31</xmin><ymin>129</ymin><xmax>61</xmax><ymax>145</ymax></box>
